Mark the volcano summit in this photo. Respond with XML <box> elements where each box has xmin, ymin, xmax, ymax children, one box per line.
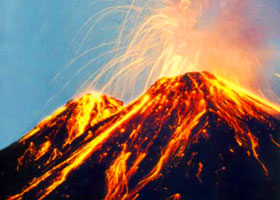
<box><xmin>0</xmin><ymin>72</ymin><xmax>280</xmax><ymax>200</ymax></box>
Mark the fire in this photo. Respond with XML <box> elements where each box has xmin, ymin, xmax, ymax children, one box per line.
<box><xmin>168</xmin><ymin>193</ymin><xmax>181</xmax><ymax>200</ymax></box>
<box><xmin>83</xmin><ymin>0</ymin><xmax>279</xmax><ymax>103</ymax></box>
<box><xmin>19</xmin><ymin>93</ymin><xmax>122</xmax><ymax>144</ymax></box>
<box><xmin>3</xmin><ymin>0</ymin><xmax>280</xmax><ymax>199</ymax></box>
<box><xmin>105</xmin><ymin>144</ymin><xmax>131</xmax><ymax>200</ymax></box>
<box><xmin>17</xmin><ymin>141</ymin><xmax>51</xmax><ymax>170</ymax></box>
<box><xmin>19</xmin><ymin>106</ymin><xmax>67</xmax><ymax>143</ymax></box>
<box><xmin>7</xmin><ymin>72</ymin><xmax>280</xmax><ymax>200</ymax></box>
<box><xmin>196</xmin><ymin>162</ymin><xmax>203</xmax><ymax>183</ymax></box>
<box><xmin>15</xmin><ymin>93</ymin><xmax>123</xmax><ymax>177</ymax></box>
<box><xmin>8</xmin><ymin>94</ymin><xmax>149</xmax><ymax>200</ymax></box>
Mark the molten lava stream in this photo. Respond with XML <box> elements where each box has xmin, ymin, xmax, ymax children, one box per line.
<box><xmin>6</xmin><ymin>72</ymin><xmax>280</xmax><ymax>200</ymax></box>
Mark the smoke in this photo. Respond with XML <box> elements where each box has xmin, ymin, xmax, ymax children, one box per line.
<box><xmin>82</xmin><ymin>0</ymin><xmax>280</xmax><ymax>102</ymax></box>
<box><xmin>190</xmin><ymin>0</ymin><xmax>280</xmax><ymax>91</ymax></box>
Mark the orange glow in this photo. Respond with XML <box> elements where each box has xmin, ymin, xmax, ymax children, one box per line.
<box><xmin>45</xmin><ymin>148</ymin><xmax>63</xmax><ymax>166</ymax></box>
<box><xmin>16</xmin><ymin>93</ymin><xmax>123</xmax><ymax>173</ymax></box>
<box><xmin>105</xmin><ymin>145</ymin><xmax>131</xmax><ymax>200</ymax></box>
<box><xmin>168</xmin><ymin>193</ymin><xmax>181</xmax><ymax>200</ymax></box>
<box><xmin>64</xmin><ymin>94</ymin><xmax>96</xmax><ymax>146</ymax></box>
<box><xmin>87</xmin><ymin>0</ymin><xmax>278</xmax><ymax>103</ymax></box>
<box><xmin>9</xmin><ymin>72</ymin><xmax>280</xmax><ymax>200</ymax></box>
<box><xmin>19</xmin><ymin>93</ymin><xmax>123</xmax><ymax>147</ymax></box>
<box><xmin>65</xmin><ymin>93</ymin><xmax>124</xmax><ymax>146</ymax></box>
<box><xmin>17</xmin><ymin>140</ymin><xmax>51</xmax><ymax>171</ymax></box>
<box><xmin>6</xmin><ymin>0</ymin><xmax>280</xmax><ymax>199</ymax></box>
<box><xmin>19</xmin><ymin>106</ymin><xmax>67</xmax><ymax>143</ymax></box>
<box><xmin>196</xmin><ymin>162</ymin><xmax>203</xmax><ymax>183</ymax></box>
<box><xmin>17</xmin><ymin>142</ymin><xmax>36</xmax><ymax>170</ymax></box>
<box><xmin>248</xmin><ymin>132</ymin><xmax>269</xmax><ymax>176</ymax></box>
<box><xmin>34</xmin><ymin>141</ymin><xmax>51</xmax><ymax>161</ymax></box>
<box><xmin>8</xmin><ymin>94</ymin><xmax>149</xmax><ymax>200</ymax></box>
<box><xmin>270</xmin><ymin>134</ymin><xmax>280</xmax><ymax>148</ymax></box>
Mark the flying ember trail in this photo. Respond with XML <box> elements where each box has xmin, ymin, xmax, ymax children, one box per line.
<box><xmin>1</xmin><ymin>0</ymin><xmax>280</xmax><ymax>200</ymax></box>
<box><xmin>83</xmin><ymin>0</ymin><xmax>280</xmax><ymax>103</ymax></box>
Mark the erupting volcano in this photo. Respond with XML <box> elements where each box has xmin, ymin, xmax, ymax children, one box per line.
<box><xmin>0</xmin><ymin>72</ymin><xmax>279</xmax><ymax>200</ymax></box>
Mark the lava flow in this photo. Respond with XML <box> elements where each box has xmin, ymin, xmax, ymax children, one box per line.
<box><xmin>0</xmin><ymin>72</ymin><xmax>280</xmax><ymax>200</ymax></box>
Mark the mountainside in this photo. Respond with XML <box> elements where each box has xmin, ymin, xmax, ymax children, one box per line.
<box><xmin>0</xmin><ymin>72</ymin><xmax>280</xmax><ymax>200</ymax></box>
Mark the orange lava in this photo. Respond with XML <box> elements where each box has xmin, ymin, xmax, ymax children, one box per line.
<box><xmin>8</xmin><ymin>72</ymin><xmax>280</xmax><ymax>200</ymax></box>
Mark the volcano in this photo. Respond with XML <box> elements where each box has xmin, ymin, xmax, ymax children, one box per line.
<box><xmin>0</xmin><ymin>72</ymin><xmax>280</xmax><ymax>200</ymax></box>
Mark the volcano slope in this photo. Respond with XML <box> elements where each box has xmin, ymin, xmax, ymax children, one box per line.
<box><xmin>0</xmin><ymin>72</ymin><xmax>280</xmax><ymax>200</ymax></box>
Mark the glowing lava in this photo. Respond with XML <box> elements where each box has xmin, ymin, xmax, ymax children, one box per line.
<box><xmin>0</xmin><ymin>72</ymin><xmax>279</xmax><ymax>200</ymax></box>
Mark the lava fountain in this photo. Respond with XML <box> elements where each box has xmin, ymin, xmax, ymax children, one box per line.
<box><xmin>82</xmin><ymin>0</ymin><xmax>280</xmax><ymax>102</ymax></box>
<box><xmin>1</xmin><ymin>1</ymin><xmax>280</xmax><ymax>200</ymax></box>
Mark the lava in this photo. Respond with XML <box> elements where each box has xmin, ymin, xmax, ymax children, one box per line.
<box><xmin>1</xmin><ymin>72</ymin><xmax>279</xmax><ymax>200</ymax></box>
<box><xmin>16</xmin><ymin>93</ymin><xmax>123</xmax><ymax>170</ymax></box>
<box><xmin>1</xmin><ymin>0</ymin><xmax>279</xmax><ymax>199</ymax></box>
<box><xmin>86</xmin><ymin>0</ymin><xmax>279</xmax><ymax>103</ymax></box>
